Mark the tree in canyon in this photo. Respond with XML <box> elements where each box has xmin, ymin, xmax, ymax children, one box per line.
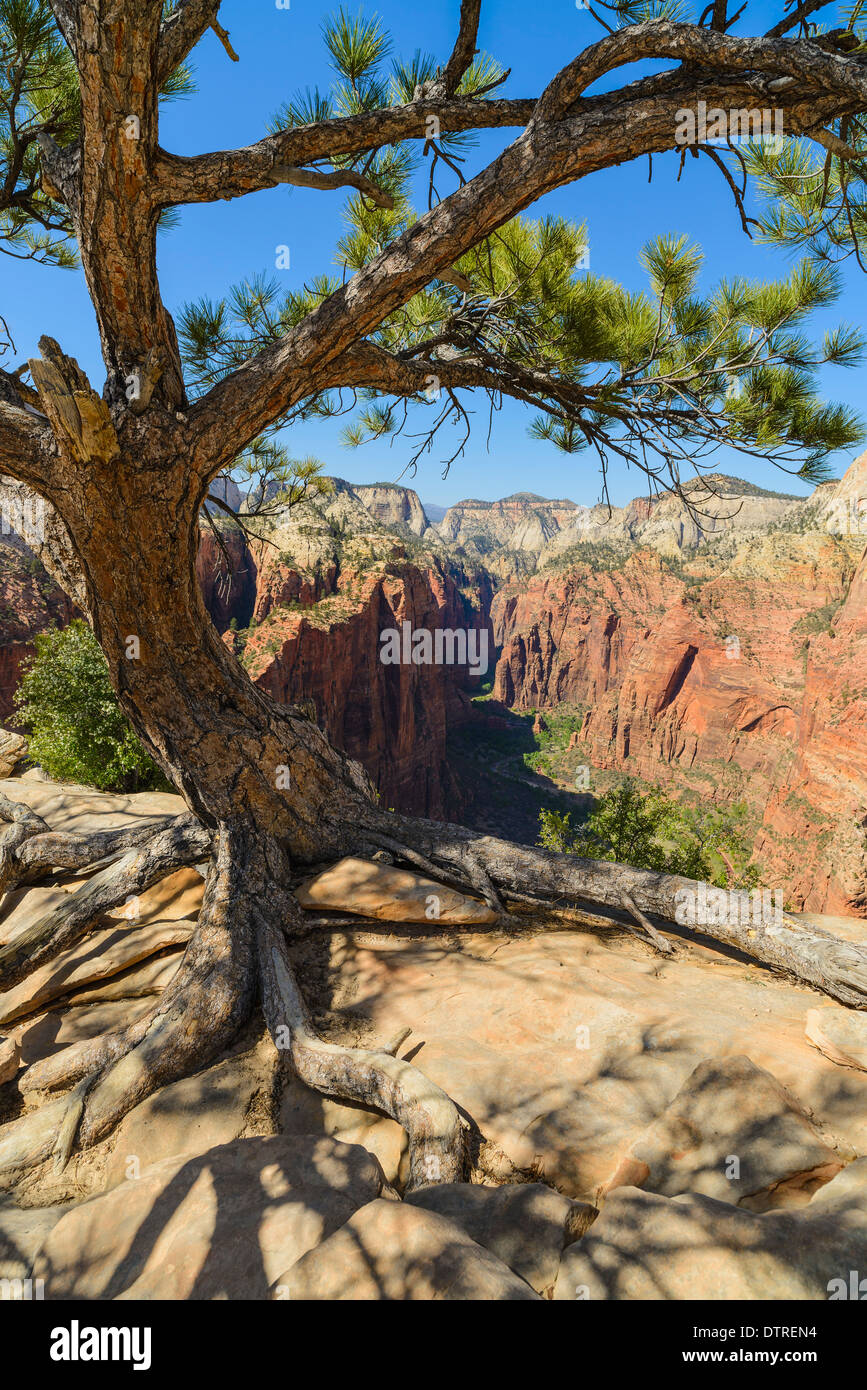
<box><xmin>2</xmin><ymin>0</ymin><xmax>867</xmax><ymax>1188</ymax></box>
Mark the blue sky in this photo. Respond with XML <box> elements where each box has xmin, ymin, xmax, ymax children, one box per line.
<box><xmin>3</xmin><ymin>0</ymin><xmax>864</xmax><ymax>508</ymax></box>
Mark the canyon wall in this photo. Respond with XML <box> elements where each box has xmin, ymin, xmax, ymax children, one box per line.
<box><xmin>491</xmin><ymin>506</ymin><xmax>867</xmax><ymax>911</ymax></box>
<box><xmin>0</xmin><ymin>539</ymin><xmax>78</xmax><ymax>720</ymax></box>
<box><xmin>239</xmin><ymin>552</ymin><xmax>492</xmax><ymax>817</ymax></box>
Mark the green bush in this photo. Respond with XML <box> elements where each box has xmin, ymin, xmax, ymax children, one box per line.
<box><xmin>538</xmin><ymin>779</ymin><xmax>758</xmax><ymax>886</ymax></box>
<box><xmin>14</xmin><ymin>620</ymin><xmax>169</xmax><ymax>793</ymax></box>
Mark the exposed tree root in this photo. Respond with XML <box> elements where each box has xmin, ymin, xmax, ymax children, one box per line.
<box><xmin>0</xmin><ymin>817</ymin><xmax>211</xmax><ymax>990</ymax></box>
<box><xmin>358</xmin><ymin>811</ymin><xmax>867</xmax><ymax>1008</ymax></box>
<box><xmin>0</xmin><ymin>823</ymin><xmax>253</xmax><ymax>1180</ymax></box>
<box><xmin>257</xmin><ymin>903</ymin><xmax>466</xmax><ymax>1190</ymax></box>
<box><xmin>3</xmin><ymin>783</ymin><xmax>865</xmax><ymax>1193</ymax></box>
<box><xmin>0</xmin><ymin>793</ymin><xmax>50</xmax><ymax>894</ymax></box>
<box><xmin>13</xmin><ymin>814</ymin><xmax>183</xmax><ymax>883</ymax></box>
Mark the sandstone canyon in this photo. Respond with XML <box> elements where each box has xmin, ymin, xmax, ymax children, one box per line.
<box><xmin>2</xmin><ymin>458</ymin><xmax>866</xmax><ymax>914</ymax></box>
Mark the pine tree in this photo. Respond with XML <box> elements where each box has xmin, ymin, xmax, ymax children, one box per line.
<box><xmin>1</xmin><ymin>0</ymin><xmax>865</xmax><ymax>1187</ymax></box>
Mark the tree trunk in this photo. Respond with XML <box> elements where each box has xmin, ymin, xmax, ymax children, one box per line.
<box><xmin>3</xmin><ymin>430</ymin><xmax>865</xmax><ymax>1192</ymax></box>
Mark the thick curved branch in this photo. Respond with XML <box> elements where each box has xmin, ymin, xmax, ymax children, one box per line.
<box><xmin>186</xmin><ymin>71</ymin><xmax>859</xmax><ymax>472</ymax></box>
<box><xmin>536</xmin><ymin>21</ymin><xmax>867</xmax><ymax>120</ymax></box>
<box><xmin>0</xmin><ymin>400</ymin><xmax>57</xmax><ymax>491</ymax></box>
<box><xmin>153</xmin><ymin>98</ymin><xmax>536</xmax><ymax>206</ymax></box>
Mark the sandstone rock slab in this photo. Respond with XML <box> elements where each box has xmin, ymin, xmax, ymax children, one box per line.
<box><xmin>0</xmin><ymin>729</ymin><xmax>28</xmax><ymax>779</ymax></box>
<box><xmin>275</xmin><ymin>1198</ymin><xmax>539</xmax><ymax>1300</ymax></box>
<box><xmin>0</xmin><ymin>1035</ymin><xmax>20</xmax><ymax>1085</ymax></box>
<box><xmin>14</xmin><ymin>998</ymin><xmax>154</xmax><ymax>1068</ymax></box>
<box><xmin>34</xmin><ymin>1136</ymin><xmax>388</xmax><ymax>1300</ymax></box>
<box><xmin>406</xmin><ymin>1180</ymin><xmax>593</xmax><ymax>1293</ymax></box>
<box><xmin>613</xmin><ymin>1054</ymin><xmax>841</xmax><ymax>1209</ymax></box>
<box><xmin>553</xmin><ymin>1183</ymin><xmax>867</xmax><ymax>1300</ymax></box>
<box><xmin>103</xmin><ymin>1053</ymin><xmax>265</xmax><ymax>1189</ymax></box>
<box><xmin>279</xmin><ymin>1076</ymin><xmax>406</xmax><ymax>1186</ymax></box>
<box><xmin>806</xmin><ymin>1006</ymin><xmax>867</xmax><ymax>1073</ymax></box>
<box><xmin>0</xmin><ymin>921</ymin><xmax>193</xmax><ymax>1025</ymax></box>
<box><xmin>0</xmin><ymin>1202</ymin><xmax>69</xmax><ymax>1282</ymax></box>
<box><xmin>295</xmin><ymin>856</ymin><xmax>497</xmax><ymax>924</ymax></box>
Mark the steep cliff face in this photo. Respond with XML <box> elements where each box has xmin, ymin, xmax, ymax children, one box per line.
<box><xmin>350</xmin><ymin>483</ymin><xmax>429</xmax><ymax>537</ymax></box>
<box><xmin>236</xmin><ymin>552</ymin><xmax>492</xmax><ymax>817</ymax></box>
<box><xmin>751</xmin><ymin>461</ymin><xmax>867</xmax><ymax>912</ymax></box>
<box><xmin>436</xmin><ymin>492</ymin><xmax>583</xmax><ymax>558</ymax></box>
<box><xmin>492</xmin><ymin>516</ymin><xmax>867</xmax><ymax>910</ymax></box>
<box><xmin>195</xmin><ymin>529</ymin><xmax>257</xmax><ymax>632</ymax></box>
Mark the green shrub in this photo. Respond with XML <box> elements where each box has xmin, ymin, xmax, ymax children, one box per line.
<box><xmin>14</xmin><ymin>620</ymin><xmax>169</xmax><ymax>793</ymax></box>
<box><xmin>538</xmin><ymin>779</ymin><xmax>758</xmax><ymax>886</ymax></box>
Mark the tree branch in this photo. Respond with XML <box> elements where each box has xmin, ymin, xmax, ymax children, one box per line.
<box><xmin>536</xmin><ymin>20</ymin><xmax>867</xmax><ymax>121</ymax></box>
<box><xmin>153</xmin><ymin>98</ymin><xmax>536</xmax><ymax>207</ymax></box>
<box><xmin>157</xmin><ymin>0</ymin><xmax>223</xmax><ymax>85</ymax></box>
<box><xmin>186</xmin><ymin>48</ymin><xmax>864</xmax><ymax>470</ymax></box>
<box><xmin>0</xmin><ymin>401</ymin><xmax>57</xmax><ymax>492</ymax></box>
<box><xmin>423</xmin><ymin>0</ymin><xmax>483</xmax><ymax>99</ymax></box>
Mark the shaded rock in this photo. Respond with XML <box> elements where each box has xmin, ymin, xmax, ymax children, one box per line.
<box><xmin>406</xmin><ymin>1180</ymin><xmax>593</xmax><ymax>1293</ymax></box>
<box><xmin>0</xmin><ymin>777</ymin><xmax>186</xmax><ymax>834</ymax></box>
<box><xmin>63</xmin><ymin>953</ymin><xmax>180</xmax><ymax>1006</ymax></box>
<box><xmin>14</xmin><ymin>998</ymin><xmax>154</xmax><ymax>1068</ymax></box>
<box><xmin>0</xmin><ymin>883</ymin><xmax>83</xmax><ymax>949</ymax></box>
<box><xmin>279</xmin><ymin>1077</ymin><xmax>405</xmax><ymax>1187</ymax></box>
<box><xmin>100</xmin><ymin>866</ymin><xmax>204</xmax><ymax>928</ymax></box>
<box><xmin>274</xmin><ymin>1198</ymin><xmax>539</xmax><ymax>1300</ymax></box>
<box><xmin>553</xmin><ymin>1182</ymin><xmax>867</xmax><ymax>1300</ymax></box>
<box><xmin>295</xmin><ymin>856</ymin><xmax>497</xmax><ymax>924</ymax></box>
<box><xmin>0</xmin><ymin>1035</ymin><xmax>19</xmax><ymax>1085</ymax></box>
<box><xmin>0</xmin><ymin>1202</ymin><xmax>69</xmax><ymax>1281</ymax></box>
<box><xmin>103</xmin><ymin>1053</ymin><xmax>265</xmax><ymax>1189</ymax></box>
<box><xmin>806</xmin><ymin>1005</ymin><xmax>867</xmax><ymax>1073</ymax></box>
<box><xmin>0</xmin><ymin>920</ymin><xmax>193</xmax><ymax>1025</ymax></box>
<box><xmin>806</xmin><ymin>1156</ymin><xmax>867</xmax><ymax>1224</ymax></box>
<box><xmin>612</xmin><ymin>1054</ymin><xmax>841</xmax><ymax>1210</ymax></box>
<box><xmin>34</xmin><ymin>1136</ymin><xmax>388</xmax><ymax>1300</ymax></box>
<box><xmin>0</xmin><ymin>728</ymin><xmax>27</xmax><ymax>778</ymax></box>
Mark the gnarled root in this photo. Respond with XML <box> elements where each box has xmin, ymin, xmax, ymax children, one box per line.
<box><xmin>0</xmin><ymin>816</ymin><xmax>211</xmax><ymax>990</ymax></box>
<box><xmin>0</xmin><ymin>792</ymin><xmax>50</xmax><ymax>895</ymax></box>
<box><xmin>257</xmin><ymin>905</ymin><xmax>466</xmax><ymax>1191</ymax></box>
<box><xmin>0</xmin><ymin>823</ymin><xmax>254</xmax><ymax>1180</ymax></box>
<box><xmin>362</xmin><ymin>812</ymin><xmax>867</xmax><ymax>1009</ymax></box>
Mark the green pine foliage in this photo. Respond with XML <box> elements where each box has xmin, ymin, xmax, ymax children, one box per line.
<box><xmin>176</xmin><ymin>8</ymin><xmax>864</xmax><ymax>494</ymax></box>
<box><xmin>1</xmin><ymin>0</ymin><xmax>193</xmax><ymax>267</ymax></box>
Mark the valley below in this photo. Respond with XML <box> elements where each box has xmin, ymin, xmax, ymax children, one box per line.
<box><xmin>2</xmin><ymin>457</ymin><xmax>867</xmax><ymax>913</ymax></box>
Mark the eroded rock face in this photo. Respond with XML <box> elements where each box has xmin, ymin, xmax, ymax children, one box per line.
<box><xmin>273</xmin><ymin>1197</ymin><xmax>539</xmax><ymax>1301</ymax></box>
<box><xmin>33</xmin><ymin>1136</ymin><xmax>389</xmax><ymax>1300</ymax></box>
<box><xmin>0</xmin><ymin>728</ymin><xmax>27</xmax><ymax>777</ymax></box>
<box><xmin>351</xmin><ymin>482</ymin><xmax>429</xmax><ymax>537</ymax></box>
<box><xmin>552</xmin><ymin>1170</ymin><xmax>867</xmax><ymax>1301</ymax></box>
<box><xmin>436</xmin><ymin>492</ymin><xmax>583</xmax><ymax>559</ymax></box>
<box><xmin>754</xmin><ymin>540</ymin><xmax>867</xmax><ymax>914</ymax></box>
<box><xmin>240</xmin><ymin>554</ymin><xmax>492</xmax><ymax>818</ymax></box>
<box><xmin>492</xmin><ymin>525</ymin><xmax>867</xmax><ymax>912</ymax></box>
